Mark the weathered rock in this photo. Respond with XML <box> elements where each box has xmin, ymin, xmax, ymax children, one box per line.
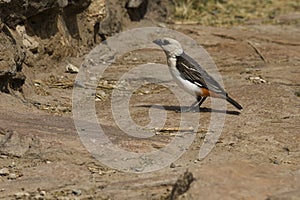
<box><xmin>97</xmin><ymin>0</ymin><xmax>125</xmax><ymax>36</ymax></box>
<box><xmin>14</xmin><ymin>191</ymin><xmax>30</xmax><ymax>199</ymax></box>
<box><xmin>146</xmin><ymin>0</ymin><xmax>174</xmax><ymax>22</ymax></box>
<box><xmin>0</xmin><ymin>0</ymin><xmax>90</xmax><ymax>29</ymax></box>
<box><xmin>0</xmin><ymin>130</ymin><xmax>36</xmax><ymax>157</ymax></box>
<box><xmin>168</xmin><ymin>170</ymin><xmax>194</xmax><ymax>200</ymax></box>
<box><xmin>127</xmin><ymin>0</ymin><xmax>145</xmax><ymax>8</ymax></box>
<box><xmin>126</xmin><ymin>0</ymin><xmax>148</xmax><ymax>21</ymax></box>
<box><xmin>58</xmin><ymin>0</ymin><xmax>68</xmax><ymax>8</ymax></box>
<box><xmin>0</xmin><ymin>0</ymin><xmax>174</xmax><ymax>93</ymax></box>
<box><xmin>97</xmin><ymin>0</ymin><xmax>174</xmax><ymax>35</ymax></box>
<box><xmin>16</xmin><ymin>25</ymin><xmax>39</xmax><ymax>53</ymax></box>
<box><xmin>65</xmin><ymin>63</ymin><xmax>79</xmax><ymax>74</ymax></box>
<box><xmin>8</xmin><ymin>173</ymin><xmax>17</xmax><ymax>179</ymax></box>
<box><xmin>72</xmin><ymin>189</ymin><xmax>82</xmax><ymax>196</ymax></box>
<box><xmin>0</xmin><ymin>168</ymin><xmax>9</xmax><ymax>176</ymax></box>
<box><xmin>0</xmin><ymin>21</ymin><xmax>26</xmax><ymax>93</ymax></box>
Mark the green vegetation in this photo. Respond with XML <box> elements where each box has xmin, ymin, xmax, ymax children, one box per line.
<box><xmin>173</xmin><ymin>0</ymin><xmax>300</xmax><ymax>26</ymax></box>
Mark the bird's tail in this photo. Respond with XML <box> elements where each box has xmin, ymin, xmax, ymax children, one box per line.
<box><xmin>226</xmin><ymin>95</ymin><xmax>243</xmax><ymax>110</ymax></box>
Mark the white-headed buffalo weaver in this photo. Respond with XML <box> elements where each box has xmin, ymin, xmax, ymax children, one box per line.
<box><xmin>154</xmin><ymin>38</ymin><xmax>242</xmax><ymax>111</ymax></box>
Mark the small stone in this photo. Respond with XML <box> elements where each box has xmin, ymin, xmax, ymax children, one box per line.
<box><xmin>96</xmin><ymin>90</ymin><xmax>107</xmax><ymax>100</ymax></box>
<box><xmin>57</xmin><ymin>0</ymin><xmax>68</xmax><ymax>8</ymax></box>
<box><xmin>170</xmin><ymin>163</ymin><xmax>176</xmax><ymax>168</ymax></box>
<box><xmin>16</xmin><ymin>25</ymin><xmax>39</xmax><ymax>52</ymax></box>
<box><xmin>8</xmin><ymin>173</ymin><xmax>17</xmax><ymax>179</ymax></box>
<box><xmin>72</xmin><ymin>189</ymin><xmax>82</xmax><ymax>196</ymax></box>
<box><xmin>10</xmin><ymin>161</ymin><xmax>16</xmax><ymax>167</ymax></box>
<box><xmin>0</xmin><ymin>155</ymin><xmax>8</xmax><ymax>159</ymax></box>
<box><xmin>157</xmin><ymin>23</ymin><xmax>167</xmax><ymax>28</ymax></box>
<box><xmin>283</xmin><ymin>147</ymin><xmax>290</xmax><ymax>152</ymax></box>
<box><xmin>66</xmin><ymin>63</ymin><xmax>79</xmax><ymax>73</ymax></box>
<box><xmin>188</xmin><ymin>127</ymin><xmax>194</xmax><ymax>131</ymax></box>
<box><xmin>247</xmin><ymin>76</ymin><xmax>267</xmax><ymax>84</ymax></box>
<box><xmin>57</xmin><ymin>106</ymin><xmax>69</xmax><ymax>113</ymax></box>
<box><xmin>0</xmin><ymin>168</ymin><xmax>9</xmax><ymax>176</ymax></box>
<box><xmin>14</xmin><ymin>192</ymin><xmax>30</xmax><ymax>199</ymax></box>
<box><xmin>127</xmin><ymin>0</ymin><xmax>144</xmax><ymax>8</ymax></box>
<box><xmin>273</xmin><ymin>160</ymin><xmax>281</xmax><ymax>165</ymax></box>
<box><xmin>40</xmin><ymin>190</ymin><xmax>46</xmax><ymax>196</ymax></box>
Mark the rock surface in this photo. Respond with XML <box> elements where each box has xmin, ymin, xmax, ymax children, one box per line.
<box><xmin>0</xmin><ymin>1</ymin><xmax>298</xmax><ymax>200</ymax></box>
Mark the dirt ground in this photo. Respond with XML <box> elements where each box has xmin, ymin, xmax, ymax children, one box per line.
<box><xmin>0</xmin><ymin>16</ymin><xmax>300</xmax><ymax>199</ymax></box>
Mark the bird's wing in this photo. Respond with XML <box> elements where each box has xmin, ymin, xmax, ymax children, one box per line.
<box><xmin>176</xmin><ymin>53</ymin><xmax>226</xmax><ymax>95</ymax></box>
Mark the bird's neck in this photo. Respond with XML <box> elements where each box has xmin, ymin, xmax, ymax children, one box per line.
<box><xmin>167</xmin><ymin>55</ymin><xmax>177</xmax><ymax>68</ymax></box>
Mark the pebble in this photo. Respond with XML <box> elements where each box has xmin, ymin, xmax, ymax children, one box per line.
<box><xmin>34</xmin><ymin>194</ymin><xmax>44</xmax><ymax>200</ymax></box>
<box><xmin>72</xmin><ymin>189</ymin><xmax>82</xmax><ymax>196</ymax></box>
<box><xmin>8</xmin><ymin>173</ymin><xmax>17</xmax><ymax>179</ymax></box>
<box><xmin>248</xmin><ymin>76</ymin><xmax>267</xmax><ymax>84</ymax></box>
<box><xmin>57</xmin><ymin>0</ymin><xmax>68</xmax><ymax>8</ymax></box>
<box><xmin>9</xmin><ymin>161</ymin><xmax>16</xmax><ymax>167</ymax></box>
<box><xmin>40</xmin><ymin>190</ymin><xmax>46</xmax><ymax>196</ymax></box>
<box><xmin>14</xmin><ymin>192</ymin><xmax>30</xmax><ymax>199</ymax></box>
<box><xmin>273</xmin><ymin>160</ymin><xmax>281</xmax><ymax>165</ymax></box>
<box><xmin>127</xmin><ymin>0</ymin><xmax>143</xmax><ymax>8</ymax></box>
<box><xmin>0</xmin><ymin>155</ymin><xmax>8</xmax><ymax>159</ymax></box>
<box><xmin>66</xmin><ymin>63</ymin><xmax>79</xmax><ymax>73</ymax></box>
<box><xmin>0</xmin><ymin>168</ymin><xmax>9</xmax><ymax>176</ymax></box>
<box><xmin>157</xmin><ymin>23</ymin><xmax>167</xmax><ymax>28</ymax></box>
<box><xmin>16</xmin><ymin>25</ymin><xmax>39</xmax><ymax>52</ymax></box>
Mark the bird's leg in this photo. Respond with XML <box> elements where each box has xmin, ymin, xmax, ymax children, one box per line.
<box><xmin>177</xmin><ymin>96</ymin><xmax>207</xmax><ymax>113</ymax></box>
<box><xmin>196</xmin><ymin>96</ymin><xmax>203</xmax><ymax>105</ymax></box>
<box><xmin>189</xmin><ymin>96</ymin><xmax>207</xmax><ymax>111</ymax></box>
<box><xmin>189</xmin><ymin>96</ymin><xmax>202</xmax><ymax>109</ymax></box>
<box><xmin>176</xmin><ymin>99</ymin><xmax>199</xmax><ymax>113</ymax></box>
<box><xmin>197</xmin><ymin>96</ymin><xmax>207</xmax><ymax>107</ymax></box>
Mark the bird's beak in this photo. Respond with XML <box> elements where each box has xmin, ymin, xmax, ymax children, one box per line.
<box><xmin>153</xmin><ymin>39</ymin><xmax>163</xmax><ymax>46</ymax></box>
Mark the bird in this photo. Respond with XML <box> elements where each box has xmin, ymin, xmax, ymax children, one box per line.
<box><xmin>153</xmin><ymin>37</ymin><xmax>243</xmax><ymax>112</ymax></box>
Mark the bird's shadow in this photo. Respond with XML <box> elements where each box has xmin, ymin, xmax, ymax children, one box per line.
<box><xmin>138</xmin><ymin>105</ymin><xmax>241</xmax><ymax>115</ymax></box>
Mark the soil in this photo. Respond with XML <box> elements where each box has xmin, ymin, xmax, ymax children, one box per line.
<box><xmin>0</xmin><ymin>12</ymin><xmax>299</xmax><ymax>200</ymax></box>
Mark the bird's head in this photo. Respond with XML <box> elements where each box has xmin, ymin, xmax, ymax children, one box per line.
<box><xmin>153</xmin><ymin>38</ymin><xmax>183</xmax><ymax>57</ymax></box>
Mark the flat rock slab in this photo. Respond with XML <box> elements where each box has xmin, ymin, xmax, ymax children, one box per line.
<box><xmin>0</xmin><ymin>23</ymin><xmax>299</xmax><ymax>199</ymax></box>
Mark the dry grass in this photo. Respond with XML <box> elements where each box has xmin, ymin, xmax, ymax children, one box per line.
<box><xmin>173</xmin><ymin>0</ymin><xmax>300</xmax><ymax>26</ymax></box>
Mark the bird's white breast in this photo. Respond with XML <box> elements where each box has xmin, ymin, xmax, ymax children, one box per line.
<box><xmin>167</xmin><ymin>57</ymin><xmax>201</xmax><ymax>97</ymax></box>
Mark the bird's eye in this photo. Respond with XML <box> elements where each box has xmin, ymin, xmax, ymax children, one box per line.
<box><xmin>162</xmin><ymin>40</ymin><xmax>170</xmax><ymax>45</ymax></box>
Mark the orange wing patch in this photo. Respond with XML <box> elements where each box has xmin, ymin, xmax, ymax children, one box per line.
<box><xmin>200</xmin><ymin>88</ymin><xmax>222</xmax><ymax>98</ymax></box>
